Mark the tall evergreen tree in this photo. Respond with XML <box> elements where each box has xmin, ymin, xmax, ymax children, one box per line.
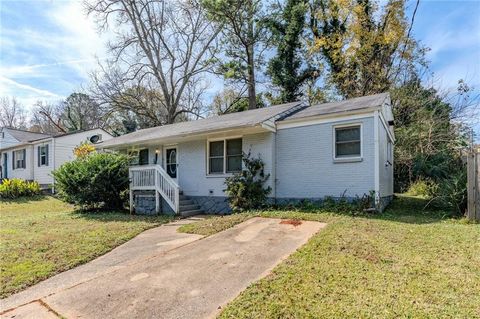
<box><xmin>267</xmin><ymin>0</ymin><xmax>319</xmax><ymax>103</ymax></box>
<box><xmin>201</xmin><ymin>0</ymin><xmax>267</xmax><ymax>109</ymax></box>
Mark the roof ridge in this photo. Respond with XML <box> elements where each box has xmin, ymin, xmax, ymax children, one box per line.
<box><xmin>269</xmin><ymin>102</ymin><xmax>307</xmax><ymax>122</ymax></box>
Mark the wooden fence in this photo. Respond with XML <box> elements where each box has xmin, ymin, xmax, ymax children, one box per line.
<box><xmin>467</xmin><ymin>149</ymin><xmax>480</xmax><ymax>221</ymax></box>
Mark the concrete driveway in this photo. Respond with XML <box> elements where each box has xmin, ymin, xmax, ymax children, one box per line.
<box><xmin>1</xmin><ymin>217</ymin><xmax>325</xmax><ymax>319</ymax></box>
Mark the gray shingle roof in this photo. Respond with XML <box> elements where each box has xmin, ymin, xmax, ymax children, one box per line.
<box><xmin>3</xmin><ymin>128</ymin><xmax>52</xmax><ymax>142</ymax></box>
<box><xmin>285</xmin><ymin>93</ymin><xmax>389</xmax><ymax>121</ymax></box>
<box><xmin>100</xmin><ymin>101</ymin><xmax>303</xmax><ymax>148</ymax></box>
<box><xmin>100</xmin><ymin>93</ymin><xmax>389</xmax><ymax>149</ymax></box>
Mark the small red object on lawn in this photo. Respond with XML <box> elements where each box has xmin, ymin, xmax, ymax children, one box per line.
<box><xmin>280</xmin><ymin>219</ymin><xmax>302</xmax><ymax>227</ymax></box>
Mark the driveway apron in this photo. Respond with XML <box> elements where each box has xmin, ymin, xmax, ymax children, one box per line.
<box><xmin>1</xmin><ymin>217</ymin><xmax>325</xmax><ymax>319</ymax></box>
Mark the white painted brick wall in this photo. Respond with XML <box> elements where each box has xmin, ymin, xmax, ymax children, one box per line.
<box><xmin>275</xmin><ymin>117</ymin><xmax>376</xmax><ymax>198</ymax></box>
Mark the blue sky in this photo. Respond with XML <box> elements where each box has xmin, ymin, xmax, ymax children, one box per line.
<box><xmin>1</xmin><ymin>0</ymin><xmax>479</xmax><ymax>133</ymax></box>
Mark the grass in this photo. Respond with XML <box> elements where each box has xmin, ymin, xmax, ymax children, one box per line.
<box><xmin>178</xmin><ymin>213</ymin><xmax>252</xmax><ymax>236</ymax></box>
<box><xmin>0</xmin><ymin>196</ymin><xmax>173</xmax><ymax>298</ymax></box>
<box><xmin>179</xmin><ymin>195</ymin><xmax>480</xmax><ymax>318</ymax></box>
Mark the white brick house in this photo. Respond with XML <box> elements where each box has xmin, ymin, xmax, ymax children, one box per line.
<box><xmin>99</xmin><ymin>93</ymin><xmax>395</xmax><ymax>215</ymax></box>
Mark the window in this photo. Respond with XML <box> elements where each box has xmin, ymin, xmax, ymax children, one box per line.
<box><xmin>208</xmin><ymin>138</ymin><xmax>242</xmax><ymax>174</ymax></box>
<box><xmin>387</xmin><ymin>140</ymin><xmax>393</xmax><ymax>164</ymax></box>
<box><xmin>13</xmin><ymin>149</ymin><xmax>26</xmax><ymax>169</ymax></box>
<box><xmin>139</xmin><ymin>149</ymin><xmax>149</xmax><ymax>165</ymax></box>
<box><xmin>38</xmin><ymin>145</ymin><xmax>48</xmax><ymax>166</ymax></box>
<box><xmin>209</xmin><ymin>141</ymin><xmax>224</xmax><ymax>174</ymax></box>
<box><xmin>127</xmin><ymin>149</ymin><xmax>149</xmax><ymax>166</ymax></box>
<box><xmin>334</xmin><ymin>125</ymin><xmax>361</xmax><ymax>159</ymax></box>
<box><xmin>226</xmin><ymin>139</ymin><xmax>242</xmax><ymax>173</ymax></box>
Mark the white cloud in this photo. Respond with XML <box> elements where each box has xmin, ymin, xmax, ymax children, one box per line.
<box><xmin>0</xmin><ymin>0</ymin><xmax>112</xmax><ymax>108</ymax></box>
<box><xmin>0</xmin><ymin>76</ymin><xmax>63</xmax><ymax>108</ymax></box>
<box><xmin>46</xmin><ymin>0</ymin><xmax>109</xmax><ymax>78</ymax></box>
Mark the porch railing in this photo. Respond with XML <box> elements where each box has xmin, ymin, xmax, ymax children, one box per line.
<box><xmin>129</xmin><ymin>164</ymin><xmax>180</xmax><ymax>214</ymax></box>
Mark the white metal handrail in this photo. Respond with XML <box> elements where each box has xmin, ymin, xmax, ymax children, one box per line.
<box><xmin>129</xmin><ymin>164</ymin><xmax>180</xmax><ymax>213</ymax></box>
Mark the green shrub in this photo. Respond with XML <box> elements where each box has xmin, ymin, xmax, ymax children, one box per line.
<box><xmin>224</xmin><ymin>153</ymin><xmax>272</xmax><ymax>212</ymax></box>
<box><xmin>52</xmin><ymin>152</ymin><xmax>130</xmax><ymax>211</ymax></box>
<box><xmin>0</xmin><ymin>179</ymin><xmax>41</xmax><ymax>199</ymax></box>
<box><xmin>427</xmin><ymin>170</ymin><xmax>467</xmax><ymax>216</ymax></box>
<box><xmin>406</xmin><ymin>179</ymin><xmax>438</xmax><ymax>198</ymax></box>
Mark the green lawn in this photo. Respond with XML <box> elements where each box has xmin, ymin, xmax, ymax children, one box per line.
<box><xmin>0</xmin><ymin>196</ymin><xmax>173</xmax><ymax>298</ymax></box>
<box><xmin>179</xmin><ymin>196</ymin><xmax>480</xmax><ymax>318</ymax></box>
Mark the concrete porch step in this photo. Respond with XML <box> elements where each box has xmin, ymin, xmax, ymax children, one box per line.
<box><xmin>179</xmin><ymin>204</ymin><xmax>199</xmax><ymax>212</ymax></box>
<box><xmin>180</xmin><ymin>209</ymin><xmax>204</xmax><ymax>217</ymax></box>
<box><xmin>180</xmin><ymin>199</ymin><xmax>194</xmax><ymax>206</ymax></box>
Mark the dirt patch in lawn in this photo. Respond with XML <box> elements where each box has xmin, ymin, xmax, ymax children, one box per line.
<box><xmin>280</xmin><ymin>219</ymin><xmax>302</xmax><ymax>227</ymax></box>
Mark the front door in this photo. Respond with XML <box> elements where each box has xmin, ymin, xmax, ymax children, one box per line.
<box><xmin>139</xmin><ymin>149</ymin><xmax>149</xmax><ymax>165</ymax></box>
<box><xmin>165</xmin><ymin>147</ymin><xmax>177</xmax><ymax>179</ymax></box>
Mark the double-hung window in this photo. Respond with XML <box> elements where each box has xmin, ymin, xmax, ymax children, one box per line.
<box><xmin>13</xmin><ymin>149</ymin><xmax>26</xmax><ymax>169</ymax></box>
<box><xmin>334</xmin><ymin>125</ymin><xmax>361</xmax><ymax>160</ymax></box>
<box><xmin>38</xmin><ymin>145</ymin><xmax>48</xmax><ymax>166</ymax></box>
<box><xmin>208</xmin><ymin>138</ymin><xmax>242</xmax><ymax>174</ymax></box>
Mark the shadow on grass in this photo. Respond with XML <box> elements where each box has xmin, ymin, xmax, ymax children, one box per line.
<box><xmin>269</xmin><ymin>195</ymin><xmax>462</xmax><ymax>225</ymax></box>
<box><xmin>0</xmin><ymin>195</ymin><xmax>47</xmax><ymax>204</ymax></box>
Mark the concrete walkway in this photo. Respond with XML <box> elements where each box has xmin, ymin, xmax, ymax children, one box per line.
<box><xmin>1</xmin><ymin>217</ymin><xmax>325</xmax><ymax>319</ymax></box>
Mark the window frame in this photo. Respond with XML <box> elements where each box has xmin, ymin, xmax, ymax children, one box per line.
<box><xmin>207</xmin><ymin>137</ymin><xmax>243</xmax><ymax>175</ymax></box>
<box><xmin>333</xmin><ymin>123</ymin><xmax>363</xmax><ymax>162</ymax></box>
<box><xmin>39</xmin><ymin>145</ymin><xmax>48</xmax><ymax>166</ymax></box>
<box><xmin>14</xmin><ymin>149</ymin><xmax>26</xmax><ymax>170</ymax></box>
<box><xmin>386</xmin><ymin>139</ymin><xmax>393</xmax><ymax>165</ymax></box>
<box><xmin>127</xmin><ymin>148</ymin><xmax>149</xmax><ymax>166</ymax></box>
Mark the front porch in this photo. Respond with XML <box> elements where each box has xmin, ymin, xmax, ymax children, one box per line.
<box><xmin>129</xmin><ymin>164</ymin><xmax>204</xmax><ymax>217</ymax></box>
<box><xmin>109</xmin><ymin>127</ymin><xmax>275</xmax><ymax>215</ymax></box>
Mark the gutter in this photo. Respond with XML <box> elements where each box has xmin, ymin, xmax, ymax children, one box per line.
<box><xmin>277</xmin><ymin>105</ymin><xmax>382</xmax><ymax>126</ymax></box>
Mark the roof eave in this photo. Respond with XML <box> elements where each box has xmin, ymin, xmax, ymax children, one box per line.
<box><xmin>98</xmin><ymin>123</ymin><xmax>269</xmax><ymax>150</ymax></box>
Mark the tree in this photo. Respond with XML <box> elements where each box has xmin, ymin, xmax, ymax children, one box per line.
<box><xmin>30</xmin><ymin>101</ymin><xmax>66</xmax><ymax>134</ymax></box>
<box><xmin>391</xmin><ymin>79</ymin><xmax>468</xmax><ymax>191</ymax></box>
<box><xmin>266</xmin><ymin>0</ymin><xmax>319</xmax><ymax>103</ymax></box>
<box><xmin>0</xmin><ymin>97</ymin><xmax>27</xmax><ymax>129</ymax></box>
<box><xmin>61</xmin><ymin>93</ymin><xmax>106</xmax><ymax>131</ymax></box>
<box><xmin>201</xmin><ymin>0</ymin><xmax>268</xmax><ymax>109</ymax></box>
<box><xmin>208</xmin><ymin>88</ymin><xmax>266</xmax><ymax>115</ymax></box>
<box><xmin>209</xmin><ymin>88</ymin><xmax>248</xmax><ymax>115</ymax></box>
<box><xmin>309</xmin><ymin>0</ymin><xmax>423</xmax><ymax>98</ymax></box>
<box><xmin>31</xmin><ymin>93</ymin><xmax>108</xmax><ymax>134</ymax></box>
<box><xmin>86</xmin><ymin>0</ymin><xmax>220</xmax><ymax>125</ymax></box>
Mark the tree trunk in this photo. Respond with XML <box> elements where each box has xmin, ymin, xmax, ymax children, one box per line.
<box><xmin>246</xmin><ymin>0</ymin><xmax>256</xmax><ymax>110</ymax></box>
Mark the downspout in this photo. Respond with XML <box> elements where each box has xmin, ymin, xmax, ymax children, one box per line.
<box><xmin>273</xmin><ymin>130</ymin><xmax>277</xmax><ymax>205</ymax></box>
<box><xmin>51</xmin><ymin>138</ymin><xmax>55</xmax><ymax>194</ymax></box>
<box><xmin>373</xmin><ymin>110</ymin><xmax>380</xmax><ymax>208</ymax></box>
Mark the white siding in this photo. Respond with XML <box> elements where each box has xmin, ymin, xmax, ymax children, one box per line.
<box><xmin>54</xmin><ymin>129</ymin><xmax>113</xmax><ymax>170</ymax></box>
<box><xmin>275</xmin><ymin>117</ymin><xmax>375</xmax><ymax>199</ymax></box>
<box><xmin>32</xmin><ymin>140</ymin><xmax>54</xmax><ymax>185</ymax></box>
<box><xmin>378</xmin><ymin>119</ymin><xmax>394</xmax><ymax>197</ymax></box>
<box><xmin>0</xmin><ymin>130</ymin><xmax>21</xmax><ymax>149</ymax></box>
<box><xmin>177</xmin><ymin>132</ymin><xmax>275</xmax><ymax>197</ymax></box>
<box><xmin>5</xmin><ymin>146</ymin><xmax>34</xmax><ymax>181</ymax></box>
<box><xmin>1</xmin><ymin>129</ymin><xmax>112</xmax><ymax>185</ymax></box>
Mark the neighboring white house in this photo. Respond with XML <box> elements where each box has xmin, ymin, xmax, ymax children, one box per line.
<box><xmin>99</xmin><ymin>93</ymin><xmax>395</xmax><ymax>216</ymax></box>
<box><xmin>0</xmin><ymin>128</ymin><xmax>113</xmax><ymax>189</ymax></box>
